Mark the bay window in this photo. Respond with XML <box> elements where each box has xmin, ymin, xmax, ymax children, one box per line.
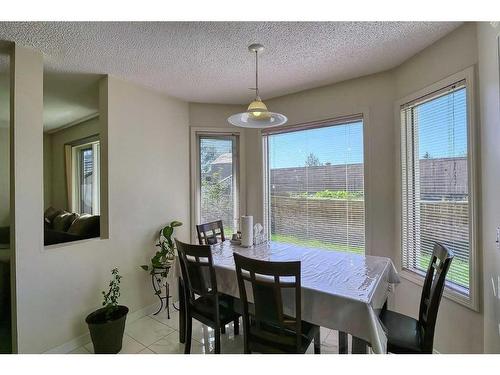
<box><xmin>263</xmin><ymin>116</ymin><xmax>365</xmax><ymax>254</ymax></box>
<box><xmin>399</xmin><ymin>68</ymin><xmax>477</xmax><ymax>308</ymax></box>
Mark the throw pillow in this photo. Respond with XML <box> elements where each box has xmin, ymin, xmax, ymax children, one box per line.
<box><xmin>67</xmin><ymin>215</ymin><xmax>100</xmax><ymax>237</ymax></box>
<box><xmin>52</xmin><ymin>212</ymin><xmax>79</xmax><ymax>232</ymax></box>
<box><xmin>44</xmin><ymin>207</ymin><xmax>64</xmax><ymax>223</ymax></box>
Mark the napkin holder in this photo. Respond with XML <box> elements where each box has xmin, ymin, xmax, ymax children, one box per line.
<box><xmin>253</xmin><ymin>222</ymin><xmax>267</xmax><ymax>246</ymax></box>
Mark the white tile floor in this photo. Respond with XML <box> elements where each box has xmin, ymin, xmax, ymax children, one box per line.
<box><xmin>71</xmin><ymin>308</ymin><xmax>349</xmax><ymax>354</ymax></box>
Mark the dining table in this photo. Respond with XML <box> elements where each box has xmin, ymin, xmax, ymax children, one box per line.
<box><xmin>166</xmin><ymin>240</ymin><xmax>400</xmax><ymax>354</ymax></box>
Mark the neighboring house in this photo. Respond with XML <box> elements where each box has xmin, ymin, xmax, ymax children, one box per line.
<box><xmin>209</xmin><ymin>152</ymin><xmax>233</xmax><ymax>180</ymax></box>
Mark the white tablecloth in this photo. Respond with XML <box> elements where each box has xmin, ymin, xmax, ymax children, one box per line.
<box><xmin>167</xmin><ymin>240</ymin><xmax>400</xmax><ymax>353</ymax></box>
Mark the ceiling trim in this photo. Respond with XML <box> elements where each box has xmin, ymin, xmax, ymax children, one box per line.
<box><xmin>45</xmin><ymin>112</ymin><xmax>99</xmax><ymax>134</ymax></box>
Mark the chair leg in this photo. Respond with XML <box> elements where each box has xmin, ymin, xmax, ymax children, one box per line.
<box><xmin>339</xmin><ymin>331</ymin><xmax>348</xmax><ymax>354</ymax></box>
<box><xmin>178</xmin><ymin>278</ymin><xmax>185</xmax><ymax>344</ymax></box>
<box><xmin>214</xmin><ymin>326</ymin><xmax>221</xmax><ymax>354</ymax></box>
<box><xmin>184</xmin><ymin>316</ymin><xmax>192</xmax><ymax>354</ymax></box>
<box><xmin>314</xmin><ymin>329</ymin><xmax>321</xmax><ymax>354</ymax></box>
<box><xmin>243</xmin><ymin>321</ymin><xmax>250</xmax><ymax>354</ymax></box>
<box><xmin>352</xmin><ymin>337</ymin><xmax>368</xmax><ymax>354</ymax></box>
<box><xmin>221</xmin><ymin>324</ymin><xmax>226</xmax><ymax>334</ymax></box>
<box><xmin>234</xmin><ymin>318</ymin><xmax>239</xmax><ymax>335</ymax></box>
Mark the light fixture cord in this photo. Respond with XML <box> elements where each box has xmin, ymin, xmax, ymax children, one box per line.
<box><xmin>255</xmin><ymin>50</ymin><xmax>259</xmax><ymax>98</ymax></box>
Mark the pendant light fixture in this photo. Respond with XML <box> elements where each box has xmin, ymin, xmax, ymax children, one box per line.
<box><xmin>227</xmin><ymin>44</ymin><xmax>287</xmax><ymax>128</ymax></box>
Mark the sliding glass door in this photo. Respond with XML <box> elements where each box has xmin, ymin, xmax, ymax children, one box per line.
<box><xmin>263</xmin><ymin>117</ymin><xmax>365</xmax><ymax>254</ymax></box>
<box><xmin>196</xmin><ymin>134</ymin><xmax>239</xmax><ymax>236</ymax></box>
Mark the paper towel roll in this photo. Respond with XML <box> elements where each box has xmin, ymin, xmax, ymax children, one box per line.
<box><xmin>241</xmin><ymin>215</ymin><xmax>253</xmax><ymax>247</ymax></box>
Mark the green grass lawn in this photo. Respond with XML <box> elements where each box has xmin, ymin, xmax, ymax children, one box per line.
<box><xmin>417</xmin><ymin>253</ymin><xmax>469</xmax><ymax>289</ymax></box>
<box><xmin>271</xmin><ymin>233</ymin><xmax>364</xmax><ymax>254</ymax></box>
<box><xmin>271</xmin><ymin>233</ymin><xmax>469</xmax><ymax>290</ymax></box>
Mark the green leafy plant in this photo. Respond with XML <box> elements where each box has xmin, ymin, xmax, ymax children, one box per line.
<box><xmin>101</xmin><ymin>268</ymin><xmax>123</xmax><ymax>320</ymax></box>
<box><xmin>289</xmin><ymin>189</ymin><xmax>363</xmax><ymax>200</ymax></box>
<box><xmin>141</xmin><ymin>220</ymin><xmax>183</xmax><ymax>274</ymax></box>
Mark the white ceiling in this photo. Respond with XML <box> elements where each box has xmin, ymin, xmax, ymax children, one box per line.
<box><xmin>0</xmin><ymin>68</ymin><xmax>100</xmax><ymax>131</ymax></box>
<box><xmin>0</xmin><ymin>22</ymin><xmax>462</xmax><ymax>107</ymax></box>
<box><xmin>42</xmin><ymin>72</ymin><xmax>100</xmax><ymax>131</ymax></box>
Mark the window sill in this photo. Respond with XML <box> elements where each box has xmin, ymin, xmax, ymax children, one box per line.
<box><xmin>399</xmin><ymin>269</ymin><xmax>478</xmax><ymax>312</ymax></box>
<box><xmin>44</xmin><ymin>236</ymin><xmax>106</xmax><ymax>251</ymax></box>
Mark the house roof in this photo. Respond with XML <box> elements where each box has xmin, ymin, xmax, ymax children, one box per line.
<box><xmin>211</xmin><ymin>153</ymin><xmax>232</xmax><ymax>165</ymax></box>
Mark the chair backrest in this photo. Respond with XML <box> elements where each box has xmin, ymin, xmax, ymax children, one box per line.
<box><xmin>196</xmin><ymin>220</ymin><xmax>225</xmax><ymax>245</ymax></box>
<box><xmin>175</xmin><ymin>239</ymin><xmax>218</xmax><ymax>307</ymax></box>
<box><xmin>418</xmin><ymin>242</ymin><xmax>454</xmax><ymax>352</ymax></box>
<box><xmin>233</xmin><ymin>252</ymin><xmax>302</xmax><ymax>352</ymax></box>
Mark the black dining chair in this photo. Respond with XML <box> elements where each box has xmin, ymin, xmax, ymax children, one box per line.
<box><xmin>196</xmin><ymin>220</ymin><xmax>225</xmax><ymax>245</ymax></box>
<box><xmin>195</xmin><ymin>220</ymin><xmax>236</xmax><ymax>334</ymax></box>
<box><xmin>380</xmin><ymin>242</ymin><xmax>454</xmax><ymax>354</ymax></box>
<box><xmin>175</xmin><ymin>239</ymin><xmax>241</xmax><ymax>354</ymax></box>
<box><xmin>233</xmin><ymin>252</ymin><xmax>321</xmax><ymax>354</ymax></box>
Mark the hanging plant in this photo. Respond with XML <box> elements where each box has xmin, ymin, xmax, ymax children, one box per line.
<box><xmin>140</xmin><ymin>220</ymin><xmax>182</xmax><ymax>275</ymax></box>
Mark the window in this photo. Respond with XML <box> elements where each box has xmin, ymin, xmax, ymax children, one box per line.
<box><xmin>72</xmin><ymin>140</ymin><xmax>100</xmax><ymax>215</ymax></box>
<box><xmin>195</xmin><ymin>133</ymin><xmax>240</xmax><ymax>236</ymax></box>
<box><xmin>263</xmin><ymin>116</ymin><xmax>365</xmax><ymax>254</ymax></box>
<box><xmin>400</xmin><ymin>76</ymin><xmax>476</xmax><ymax>303</ymax></box>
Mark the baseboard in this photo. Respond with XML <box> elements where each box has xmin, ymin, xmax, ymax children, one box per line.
<box><xmin>44</xmin><ymin>303</ymin><xmax>158</xmax><ymax>354</ymax></box>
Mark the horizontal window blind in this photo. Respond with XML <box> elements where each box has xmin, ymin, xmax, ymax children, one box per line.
<box><xmin>198</xmin><ymin>135</ymin><xmax>239</xmax><ymax>235</ymax></box>
<box><xmin>73</xmin><ymin>140</ymin><xmax>100</xmax><ymax>215</ymax></box>
<box><xmin>401</xmin><ymin>80</ymin><xmax>470</xmax><ymax>294</ymax></box>
<box><xmin>264</xmin><ymin>117</ymin><xmax>365</xmax><ymax>254</ymax></box>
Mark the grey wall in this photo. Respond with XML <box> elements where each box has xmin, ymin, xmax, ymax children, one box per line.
<box><xmin>477</xmin><ymin>22</ymin><xmax>500</xmax><ymax>353</ymax></box>
<box><xmin>44</xmin><ymin>117</ymin><xmax>100</xmax><ymax>211</ymax></box>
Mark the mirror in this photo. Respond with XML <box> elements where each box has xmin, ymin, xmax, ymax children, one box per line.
<box><xmin>0</xmin><ymin>42</ymin><xmax>11</xmax><ymax>353</ymax></box>
<box><xmin>43</xmin><ymin>72</ymin><xmax>103</xmax><ymax>246</ymax></box>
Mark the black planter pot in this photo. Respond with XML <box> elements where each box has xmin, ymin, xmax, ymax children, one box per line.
<box><xmin>85</xmin><ymin>305</ymin><xmax>129</xmax><ymax>354</ymax></box>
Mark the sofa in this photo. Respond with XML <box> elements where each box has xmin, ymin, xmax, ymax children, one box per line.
<box><xmin>0</xmin><ymin>208</ymin><xmax>100</xmax><ymax>246</ymax></box>
<box><xmin>44</xmin><ymin>207</ymin><xmax>100</xmax><ymax>245</ymax></box>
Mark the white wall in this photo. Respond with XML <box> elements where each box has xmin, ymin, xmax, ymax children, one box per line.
<box><xmin>477</xmin><ymin>22</ymin><xmax>500</xmax><ymax>353</ymax></box>
<box><xmin>189</xmin><ymin>103</ymin><xmax>245</xmax><ymax>129</ymax></box>
<box><xmin>12</xmin><ymin>44</ymin><xmax>191</xmax><ymax>353</ymax></box>
<box><xmin>0</xmin><ymin>52</ymin><xmax>9</xmax><ymax>227</ymax></box>
<box><xmin>0</xmin><ymin>128</ymin><xmax>9</xmax><ymax>226</ymax></box>
<box><xmin>43</xmin><ymin>133</ymin><xmax>51</xmax><ymax>209</ymax></box>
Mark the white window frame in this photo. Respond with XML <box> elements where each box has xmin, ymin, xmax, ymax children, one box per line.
<box><xmin>72</xmin><ymin>140</ymin><xmax>100</xmax><ymax>215</ymax></box>
<box><xmin>190</xmin><ymin>128</ymin><xmax>245</xmax><ymax>243</ymax></box>
<box><xmin>395</xmin><ymin>66</ymin><xmax>479</xmax><ymax>311</ymax></box>
<box><xmin>261</xmin><ymin>113</ymin><xmax>370</xmax><ymax>255</ymax></box>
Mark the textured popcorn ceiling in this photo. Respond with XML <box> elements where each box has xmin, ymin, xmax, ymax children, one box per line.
<box><xmin>0</xmin><ymin>22</ymin><xmax>462</xmax><ymax>105</ymax></box>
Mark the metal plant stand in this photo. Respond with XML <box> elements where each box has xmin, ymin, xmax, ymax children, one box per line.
<box><xmin>151</xmin><ymin>264</ymin><xmax>172</xmax><ymax>318</ymax></box>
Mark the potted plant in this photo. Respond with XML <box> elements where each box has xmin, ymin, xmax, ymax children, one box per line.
<box><xmin>141</xmin><ymin>220</ymin><xmax>182</xmax><ymax>274</ymax></box>
<box><xmin>85</xmin><ymin>268</ymin><xmax>128</xmax><ymax>354</ymax></box>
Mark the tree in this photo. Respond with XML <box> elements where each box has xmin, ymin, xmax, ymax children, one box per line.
<box><xmin>423</xmin><ymin>152</ymin><xmax>432</xmax><ymax>159</ymax></box>
<box><xmin>305</xmin><ymin>153</ymin><xmax>321</xmax><ymax>167</ymax></box>
<box><xmin>200</xmin><ymin>145</ymin><xmax>217</xmax><ymax>173</ymax></box>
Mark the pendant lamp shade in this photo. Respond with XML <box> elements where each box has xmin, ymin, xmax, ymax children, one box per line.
<box><xmin>227</xmin><ymin>44</ymin><xmax>287</xmax><ymax>128</ymax></box>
